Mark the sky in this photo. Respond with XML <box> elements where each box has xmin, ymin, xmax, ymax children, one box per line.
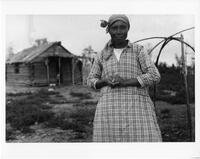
<box><xmin>6</xmin><ymin>15</ymin><xmax>195</xmax><ymax>66</ymax></box>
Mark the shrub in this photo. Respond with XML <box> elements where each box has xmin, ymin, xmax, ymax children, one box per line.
<box><xmin>159</xmin><ymin>108</ymin><xmax>171</xmax><ymax>119</ymax></box>
<box><xmin>70</xmin><ymin>91</ymin><xmax>92</xmax><ymax>99</ymax></box>
<box><xmin>70</xmin><ymin>106</ymin><xmax>95</xmax><ymax>125</ymax></box>
<box><xmin>46</xmin><ymin>112</ymin><xmax>88</xmax><ymax>133</ymax></box>
<box><xmin>64</xmin><ymin>99</ymin><xmax>81</xmax><ymax>104</ymax></box>
<box><xmin>155</xmin><ymin>89</ymin><xmax>189</xmax><ymax>104</ymax></box>
<box><xmin>37</xmin><ymin>89</ymin><xmax>59</xmax><ymax>96</ymax></box>
<box><xmin>6</xmin><ymin>102</ymin><xmax>54</xmax><ymax>131</ymax></box>
<box><xmin>160</xmin><ymin>108</ymin><xmax>170</xmax><ymax>114</ymax></box>
<box><xmin>6</xmin><ymin>128</ymin><xmax>15</xmax><ymax>141</ymax></box>
<box><xmin>45</xmin><ymin>106</ymin><xmax>95</xmax><ymax>135</ymax></box>
<box><xmin>6</xmin><ymin>92</ymin><xmax>33</xmax><ymax>96</ymax></box>
<box><xmin>82</xmin><ymin>100</ymin><xmax>98</xmax><ymax>105</ymax></box>
<box><xmin>45</xmin><ymin>112</ymin><xmax>70</xmax><ymax>128</ymax></box>
<box><xmin>6</xmin><ymin>89</ymin><xmax>56</xmax><ymax>132</ymax></box>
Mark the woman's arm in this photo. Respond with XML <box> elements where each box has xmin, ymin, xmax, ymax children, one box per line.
<box><xmin>120</xmin><ymin>78</ymin><xmax>141</xmax><ymax>87</ymax></box>
<box><xmin>112</xmin><ymin>45</ymin><xmax>160</xmax><ymax>88</ymax></box>
<box><xmin>136</xmin><ymin>45</ymin><xmax>161</xmax><ymax>88</ymax></box>
<box><xmin>87</xmin><ymin>53</ymin><xmax>113</xmax><ymax>89</ymax></box>
<box><xmin>95</xmin><ymin>78</ymin><xmax>112</xmax><ymax>89</ymax></box>
<box><xmin>87</xmin><ymin>53</ymin><xmax>103</xmax><ymax>89</ymax></box>
<box><xmin>111</xmin><ymin>75</ymin><xmax>141</xmax><ymax>88</ymax></box>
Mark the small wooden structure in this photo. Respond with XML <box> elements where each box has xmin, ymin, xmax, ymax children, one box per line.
<box><xmin>6</xmin><ymin>41</ymin><xmax>82</xmax><ymax>86</ymax></box>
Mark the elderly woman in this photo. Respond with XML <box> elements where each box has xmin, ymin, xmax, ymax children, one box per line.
<box><xmin>87</xmin><ymin>15</ymin><xmax>162</xmax><ymax>142</ymax></box>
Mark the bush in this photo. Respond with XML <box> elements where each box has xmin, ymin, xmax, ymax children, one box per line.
<box><xmin>70</xmin><ymin>91</ymin><xmax>92</xmax><ymax>99</ymax></box>
<box><xmin>45</xmin><ymin>112</ymin><xmax>70</xmax><ymax>128</ymax></box>
<box><xmin>6</xmin><ymin>128</ymin><xmax>15</xmax><ymax>141</ymax></box>
<box><xmin>159</xmin><ymin>108</ymin><xmax>171</xmax><ymax>119</ymax></box>
<box><xmin>155</xmin><ymin>88</ymin><xmax>192</xmax><ymax>104</ymax></box>
<box><xmin>70</xmin><ymin>106</ymin><xmax>95</xmax><ymax>125</ymax></box>
<box><xmin>6</xmin><ymin>92</ymin><xmax>33</xmax><ymax>96</ymax></box>
<box><xmin>6</xmin><ymin>102</ymin><xmax>54</xmax><ymax>131</ymax></box>
<box><xmin>149</xmin><ymin>63</ymin><xmax>195</xmax><ymax>105</ymax></box>
<box><xmin>6</xmin><ymin>89</ymin><xmax>56</xmax><ymax>132</ymax></box>
<box><xmin>82</xmin><ymin>100</ymin><xmax>98</xmax><ymax>105</ymax></box>
<box><xmin>45</xmin><ymin>106</ymin><xmax>95</xmax><ymax>135</ymax></box>
<box><xmin>160</xmin><ymin>108</ymin><xmax>170</xmax><ymax>114</ymax></box>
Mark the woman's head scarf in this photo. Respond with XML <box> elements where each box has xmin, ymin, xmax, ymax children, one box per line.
<box><xmin>100</xmin><ymin>14</ymin><xmax>130</xmax><ymax>33</ymax></box>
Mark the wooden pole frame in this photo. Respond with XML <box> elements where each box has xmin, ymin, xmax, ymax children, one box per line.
<box><xmin>180</xmin><ymin>34</ymin><xmax>193</xmax><ymax>141</ymax></box>
<box><xmin>133</xmin><ymin>28</ymin><xmax>195</xmax><ymax>141</ymax></box>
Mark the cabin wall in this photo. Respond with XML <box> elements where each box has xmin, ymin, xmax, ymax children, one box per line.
<box><xmin>6</xmin><ymin>58</ymin><xmax>82</xmax><ymax>87</ymax></box>
<box><xmin>48</xmin><ymin>57</ymin><xmax>58</xmax><ymax>84</ymax></box>
<box><xmin>61</xmin><ymin>58</ymin><xmax>72</xmax><ymax>85</ymax></box>
<box><xmin>6</xmin><ymin>64</ymin><xmax>31</xmax><ymax>86</ymax></box>
<box><xmin>32</xmin><ymin>62</ymin><xmax>48</xmax><ymax>86</ymax></box>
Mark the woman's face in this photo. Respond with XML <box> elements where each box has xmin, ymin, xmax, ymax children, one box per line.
<box><xmin>108</xmin><ymin>20</ymin><xmax>129</xmax><ymax>43</ymax></box>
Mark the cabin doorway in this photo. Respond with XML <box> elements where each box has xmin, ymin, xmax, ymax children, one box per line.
<box><xmin>48</xmin><ymin>57</ymin><xmax>72</xmax><ymax>85</ymax></box>
<box><xmin>48</xmin><ymin>57</ymin><xmax>62</xmax><ymax>84</ymax></box>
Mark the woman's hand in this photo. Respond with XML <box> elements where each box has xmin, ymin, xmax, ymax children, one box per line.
<box><xmin>104</xmin><ymin>75</ymin><xmax>124</xmax><ymax>88</ymax></box>
<box><xmin>95</xmin><ymin>76</ymin><xmax>116</xmax><ymax>89</ymax></box>
<box><xmin>104</xmin><ymin>76</ymin><xmax>119</xmax><ymax>88</ymax></box>
<box><xmin>110</xmin><ymin>75</ymin><xmax>125</xmax><ymax>88</ymax></box>
<box><xmin>109</xmin><ymin>75</ymin><xmax>141</xmax><ymax>88</ymax></box>
<box><xmin>97</xmin><ymin>75</ymin><xmax>140</xmax><ymax>89</ymax></box>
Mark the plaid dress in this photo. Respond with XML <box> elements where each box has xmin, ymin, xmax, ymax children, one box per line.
<box><xmin>87</xmin><ymin>40</ymin><xmax>162</xmax><ymax>142</ymax></box>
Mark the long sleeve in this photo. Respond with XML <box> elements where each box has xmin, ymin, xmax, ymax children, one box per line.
<box><xmin>136</xmin><ymin>45</ymin><xmax>161</xmax><ymax>88</ymax></box>
<box><xmin>87</xmin><ymin>53</ymin><xmax>103</xmax><ymax>89</ymax></box>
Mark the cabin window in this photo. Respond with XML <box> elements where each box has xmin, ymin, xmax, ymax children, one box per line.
<box><xmin>14</xmin><ymin>63</ymin><xmax>20</xmax><ymax>74</ymax></box>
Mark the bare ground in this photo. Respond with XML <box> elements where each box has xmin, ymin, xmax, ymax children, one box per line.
<box><xmin>6</xmin><ymin>85</ymin><xmax>99</xmax><ymax>143</ymax></box>
<box><xmin>6</xmin><ymin>85</ymin><xmax>195</xmax><ymax>142</ymax></box>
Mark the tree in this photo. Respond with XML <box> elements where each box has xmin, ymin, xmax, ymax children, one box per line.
<box><xmin>6</xmin><ymin>46</ymin><xmax>14</xmax><ymax>61</ymax></box>
<box><xmin>82</xmin><ymin>46</ymin><xmax>93</xmax><ymax>56</ymax></box>
<box><xmin>82</xmin><ymin>46</ymin><xmax>96</xmax><ymax>64</ymax></box>
<box><xmin>175</xmin><ymin>53</ymin><xmax>182</xmax><ymax>68</ymax></box>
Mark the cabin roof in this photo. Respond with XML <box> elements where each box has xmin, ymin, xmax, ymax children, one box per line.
<box><xmin>7</xmin><ymin>41</ymin><xmax>75</xmax><ymax>64</ymax></box>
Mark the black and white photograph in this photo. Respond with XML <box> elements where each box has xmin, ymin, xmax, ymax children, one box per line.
<box><xmin>5</xmin><ymin>14</ymin><xmax>195</xmax><ymax>143</ymax></box>
<box><xmin>1</xmin><ymin>0</ymin><xmax>200</xmax><ymax>159</ymax></box>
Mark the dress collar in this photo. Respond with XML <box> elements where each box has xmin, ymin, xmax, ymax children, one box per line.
<box><xmin>102</xmin><ymin>40</ymin><xmax>132</xmax><ymax>61</ymax></box>
<box><xmin>107</xmin><ymin>39</ymin><xmax>132</xmax><ymax>49</ymax></box>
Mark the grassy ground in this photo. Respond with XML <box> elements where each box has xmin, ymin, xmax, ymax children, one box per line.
<box><xmin>155</xmin><ymin>101</ymin><xmax>195</xmax><ymax>142</ymax></box>
<box><xmin>6</xmin><ymin>85</ymin><xmax>195</xmax><ymax>142</ymax></box>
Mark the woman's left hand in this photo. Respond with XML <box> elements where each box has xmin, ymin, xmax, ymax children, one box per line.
<box><xmin>111</xmin><ymin>75</ymin><xmax>126</xmax><ymax>88</ymax></box>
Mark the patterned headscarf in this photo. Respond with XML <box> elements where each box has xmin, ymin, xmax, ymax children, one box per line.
<box><xmin>100</xmin><ymin>14</ymin><xmax>130</xmax><ymax>33</ymax></box>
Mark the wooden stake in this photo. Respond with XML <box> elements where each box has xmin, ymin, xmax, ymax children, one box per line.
<box><xmin>180</xmin><ymin>34</ymin><xmax>192</xmax><ymax>141</ymax></box>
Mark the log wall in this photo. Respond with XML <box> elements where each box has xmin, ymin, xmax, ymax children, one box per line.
<box><xmin>6</xmin><ymin>57</ymin><xmax>80</xmax><ymax>86</ymax></box>
<box><xmin>32</xmin><ymin>62</ymin><xmax>48</xmax><ymax>85</ymax></box>
<box><xmin>6</xmin><ymin>64</ymin><xmax>31</xmax><ymax>86</ymax></box>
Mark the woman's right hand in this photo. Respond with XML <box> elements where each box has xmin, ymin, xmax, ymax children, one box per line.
<box><xmin>96</xmin><ymin>76</ymin><xmax>120</xmax><ymax>89</ymax></box>
<box><xmin>95</xmin><ymin>78</ymin><xmax>112</xmax><ymax>89</ymax></box>
<box><xmin>105</xmin><ymin>76</ymin><xmax>120</xmax><ymax>88</ymax></box>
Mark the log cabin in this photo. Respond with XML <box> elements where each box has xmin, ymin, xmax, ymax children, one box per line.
<box><xmin>6</xmin><ymin>41</ymin><xmax>82</xmax><ymax>86</ymax></box>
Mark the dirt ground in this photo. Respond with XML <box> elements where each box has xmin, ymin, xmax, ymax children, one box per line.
<box><xmin>6</xmin><ymin>84</ymin><xmax>195</xmax><ymax>142</ymax></box>
<box><xmin>6</xmin><ymin>84</ymin><xmax>100</xmax><ymax>143</ymax></box>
